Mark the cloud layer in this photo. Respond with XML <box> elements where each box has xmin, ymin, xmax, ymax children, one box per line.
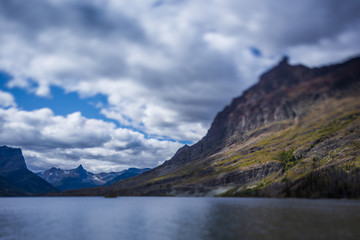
<box><xmin>0</xmin><ymin>107</ymin><xmax>181</xmax><ymax>172</ymax></box>
<box><xmin>0</xmin><ymin>0</ymin><xmax>359</xmax><ymax>172</ymax></box>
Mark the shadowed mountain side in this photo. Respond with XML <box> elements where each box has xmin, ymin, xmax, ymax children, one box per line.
<box><xmin>55</xmin><ymin>56</ymin><xmax>360</xmax><ymax>198</ymax></box>
<box><xmin>0</xmin><ymin>175</ymin><xmax>28</xmax><ymax>196</ymax></box>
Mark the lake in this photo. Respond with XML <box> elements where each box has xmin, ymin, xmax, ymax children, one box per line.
<box><xmin>0</xmin><ymin>197</ymin><xmax>359</xmax><ymax>240</ymax></box>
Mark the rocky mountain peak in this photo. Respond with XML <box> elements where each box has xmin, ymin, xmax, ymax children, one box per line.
<box><xmin>0</xmin><ymin>145</ymin><xmax>27</xmax><ymax>174</ymax></box>
<box><xmin>281</xmin><ymin>56</ymin><xmax>289</xmax><ymax>64</ymax></box>
<box><xmin>75</xmin><ymin>164</ymin><xmax>88</xmax><ymax>179</ymax></box>
<box><xmin>257</xmin><ymin>57</ymin><xmax>311</xmax><ymax>93</ymax></box>
<box><xmin>76</xmin><ymin>164</ymin><xmax>85</xmax><ymax>170</ymax></box>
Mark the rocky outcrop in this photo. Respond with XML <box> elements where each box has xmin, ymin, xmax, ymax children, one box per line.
<box><xmin>205</xmin><ymin>162</ymin><xmax>283</xmax><ymax>186</ymax></box>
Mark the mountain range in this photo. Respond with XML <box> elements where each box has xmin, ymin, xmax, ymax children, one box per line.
<box><xmin>57</xmin><ymin>56</ymin><xmax>360</xmax><ymax>198</ymax></box>
<box><xmin>0</xmin><ymin>145</ymin><xmax>150</xmax><ymax>195</ymax></box>
<box><xmin>37</xmin><ymin>166</ymin><xmax>150</xmax><ymax>191</ymax></box>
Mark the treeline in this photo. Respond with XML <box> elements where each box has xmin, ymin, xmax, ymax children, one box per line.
<box><xmin>284</xmin><ymin>166</ymin><xmax>360</xmax><ymax>198</ymax></box>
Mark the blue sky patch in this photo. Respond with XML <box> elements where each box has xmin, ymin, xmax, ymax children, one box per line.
<box><xmin>250</xmin><ymin>47</ymin><xmax>262</xmax><ymax>57</ymax></box>
<box><xmin>0</xmin><ymin>71</ymin><xmax>108</xmax><ymax>121</ymax></box>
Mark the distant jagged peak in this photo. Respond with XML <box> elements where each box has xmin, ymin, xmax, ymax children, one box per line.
<box><xmin>47</xmin><ymin>164</ymin><xmax>86</xmax><ymax>172</ymax></box>
<box><xmin>49</xmin><ymin>166</ymin><xmax>61</xmax><ymax>171</ymax></box>
<box><xmin>76</xmin><ymin>164</ymin><xmax>85</xmax><ymax>170</ymax></box>
<box><xmin>75</xmin><ymin>164</ymin><xmax>89</xmax><ymax>179</ymax></box>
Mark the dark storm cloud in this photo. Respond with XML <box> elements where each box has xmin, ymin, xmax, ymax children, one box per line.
<box><xmin>138</xmin><ymin>47</ymin><xmax>241</xmax><ymax>125</ymax></box>
<box><xmin>72</xmin><ymin>3</ymin><xmax>146</xmax><ymax>41</ymax></box>
<box><xmin>0</xmin><ymin>0</ymin><xmax>60</xmax><ymax>31</ymax></box>
<box><xmin>0</xmin><ymin>0</ymin><xmax>146</xmax><ymax>41</ymax></box>
<box><xmin>237</xmin><ymin>0</ymin><xmax>360</xmax><ymax>49</ymax></box>
<box><xmin>115</xmin><ymin>140</ymin><xmax>145</xmax><ymax>152</ymax></box>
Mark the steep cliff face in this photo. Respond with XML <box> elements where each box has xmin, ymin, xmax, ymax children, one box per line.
<box><xmin>58</xmin><ymin>56</ymin><xmax>360</xmax><ymax>198</ymax></box>
<box><xmin>0</xmin><ymin>146</ymin><xmax>27</xmax><ymax>174</ymax></box>
<box><xmin>0</xmin><ymin>146</ymin><xmax>58</xmax><ymax>196</ymax></box>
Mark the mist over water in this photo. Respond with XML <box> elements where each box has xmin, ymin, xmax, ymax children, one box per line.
<box><xmin>0</xmin><ymin>197</ymin><xmax>359</xmax><ymax>240</ymax></box>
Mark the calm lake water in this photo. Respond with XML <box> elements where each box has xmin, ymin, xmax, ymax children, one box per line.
<box><xmin>0</xmin><ymin>197</ymin><xmax>359</xmax><ymax>240</ymax></box>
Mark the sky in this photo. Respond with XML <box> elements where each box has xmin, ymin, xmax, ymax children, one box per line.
<box><xmin>0</xmin><ymin>0</ymin><xmax>359</xmax><ymax>173</ymax></box>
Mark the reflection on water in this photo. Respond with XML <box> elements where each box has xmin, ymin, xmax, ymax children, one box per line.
<box><xmin>0</xmin><ymin>197</ymin><xmax>359</xmax><ymax>240</ymax></box>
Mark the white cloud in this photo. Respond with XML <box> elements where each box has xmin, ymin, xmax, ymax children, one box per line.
<box><xmin>0</xmin><ymin>91</ymin><xmax>16</xmax><ymax>108</ymax></box>
<box><xmin>203</xmin><ymin>33</ymin><xmax>238</xmax><ymax>53</ymax></box>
